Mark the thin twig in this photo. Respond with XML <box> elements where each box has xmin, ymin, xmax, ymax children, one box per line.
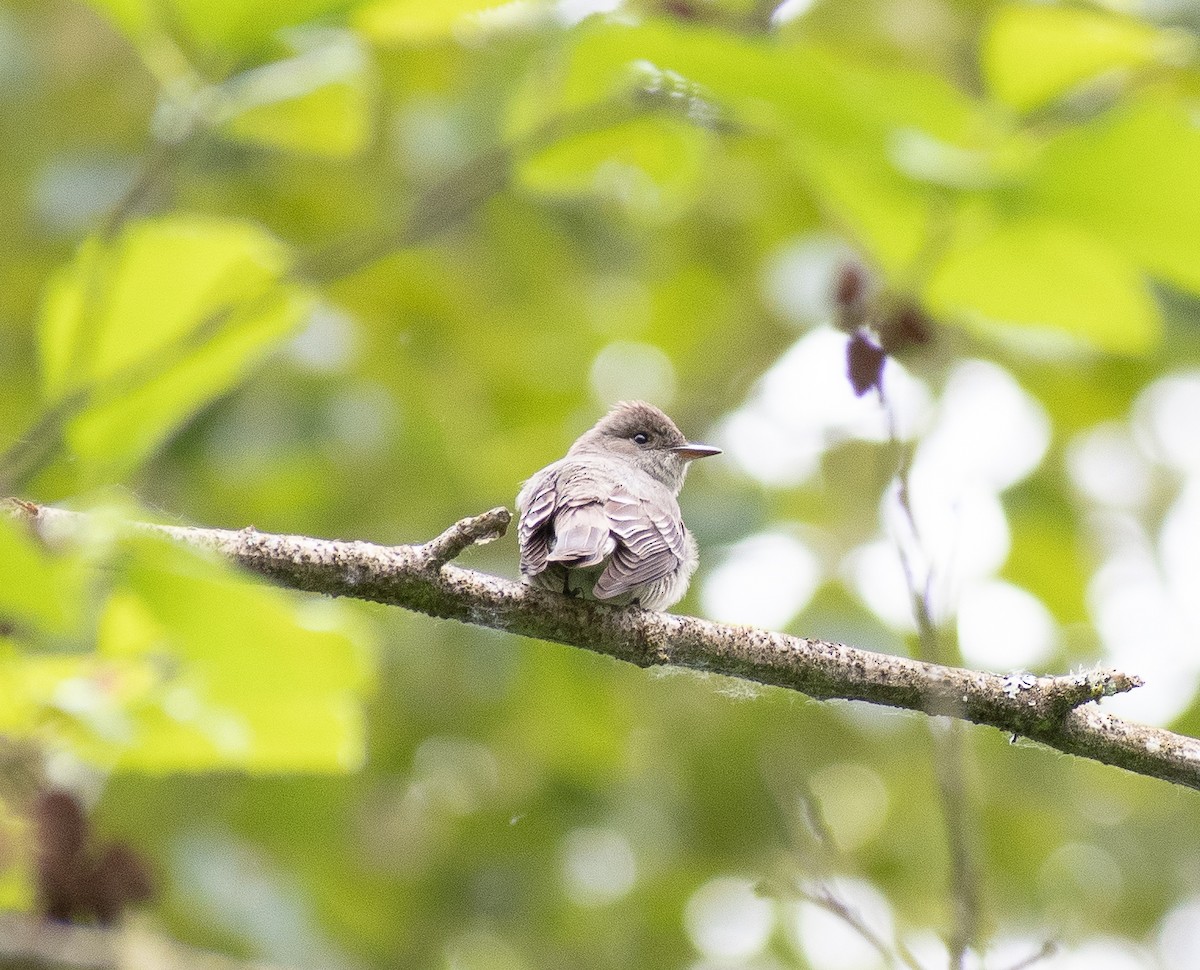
<box><xmin>779</xmin><ymin>787</ymin><xmax>926</xmax><ymax>970</ymax></box>
<box><xmin>881</xmin><ymin>385</ymin><xmax>982</xmax><ymax>968</ymax></box>
<box><xmin>419</xmin><ymin>507</ymin><xmax>512</xmax><ymax>567</ymax></box>
<box><xmin>795</xmin><ymin>884</ymin><xmax>924</xmax><ymax>970</ymax></box>
<box><xmin>998</xmin><ymin>940</ymin><xmax>1058</xmax><ymax>970</ymax></box>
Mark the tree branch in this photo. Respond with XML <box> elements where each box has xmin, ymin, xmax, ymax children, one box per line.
<box><xmin>8</xmin><ymin>501</ymin><xmax>1200</xmax><ymax>791</ymax></box>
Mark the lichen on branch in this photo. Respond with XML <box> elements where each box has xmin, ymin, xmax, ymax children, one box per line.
<box><xmin>8</xmin><ymin>500</ymin><xmax>1200</xmax><ymax>792</ymax></box>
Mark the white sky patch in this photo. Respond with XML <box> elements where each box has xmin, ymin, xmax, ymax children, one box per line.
<box><xmin>838</xmin><ymin>362</ymin><xmax>1045</xmax><ymax>628</ymax></box>
<box><xmin>1047</xmin><ymin>939</ymin><xmax>1156</xmax><ymax>970</ymax></box>
<box><xmin>684</xmin><ymin>876</ymin><xmax>775</xmax><ymax>961</ymax></box>
<box><xmin>1133</xmin><ymin>370</ymin><xmax>1200</xmax><ymax>473</ymax></box>
<box><xmin>957</xmin><ymin>580</ymin><xmax>1057</xmax><ymax>671</ymax></box>
<box><xmin>589</xmin><ymin>340</ymin><xmax>677</xmax><ymax>408</ymax></box>
<box><xmin>701</xmin><ymin>531</ymin><xmax>821</xmax><ymax>629</ymax></box>
<box><xmin>1159</xmin><ymin>482</ymin><xmax>1200</xmax><ymax>631</ymax></box>
<box><xmin>770</xmin><ymin>0</ymin><xmax>819</xmax><ymax>26</ymax></box>
<box><xmin>761</xmin><ymin>236</ymin><xmax>855</xmax><ymax>327</ymax></box>
<box><xmin>556</xmin><ymin>0</ymin><xmax>622</xmax><ymax>25</ymax></box>
<box><xmin>712</xmin><ymin>407</ymin><xmax>823</xmax><ymax>486</ymax></box>
<box><xmin>714</xmin><ymin>326</ymin><xmax>933</xmax><ymax>488</ymax></box>
<box><xmin>1087</xmin><ymin>535</ymin><xmax>1200</xmax><ymax>726</ymax></box>
<box><xmin>843</xmin><ymin>539</ymin><xmax>917</xmax><ymax>632</ymax></box>
<box><xmin>881</xmin><ymin>480</ymin><xmax>1011</xmax><ymax>623</ymax></box>
<box><xmin>1159</xmin><ymin>897</ymin><xmax>1200</xmax><ymax>968</ymax></box>
<box><xmin>901</xmin><ymin>930</ymin><xmax>949</xmax><ymax>969</ymax></box>
<box><xmin>789</xmin><ymin>878</ymin><xmax>894</xmax><ymax>970</ymax></box>
<box><xmin>1067</xmin><ymin>421</ymin><xmax>1154</xmax><ymax>509</ymax></box>
<box><xmin>561</xmin><ymin>827</ymin><xmax>637</xmax><ymax>907</ymax></box>
<box><xmin>914</xmin><ymin>359</ymin><xmax>1051</xmax><ymax>493</ymax></box>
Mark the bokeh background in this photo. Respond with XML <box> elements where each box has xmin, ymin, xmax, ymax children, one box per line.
<box><xmin>4</xmin><ymin>0</ymin><xmax>1200</xmax><ymax>967</ymax></box>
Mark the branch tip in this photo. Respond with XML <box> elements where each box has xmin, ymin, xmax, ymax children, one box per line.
<box><xmin>421</xmin><ymin>507</ymin><xmax>512</xmax><ymax>567</ymax></box>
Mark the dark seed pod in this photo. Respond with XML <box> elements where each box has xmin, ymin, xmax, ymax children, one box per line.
<box><xmin>88</xmin><ymin>842</ymin><xmax>155</xmax><ymax>925</ymax></box>
<box><xmin>33</xmin><ymin>789</ymin><xmax>90</xmax><ymax>923</ymax></box>
<box><xmin>847</xmin><ymin>331</ymin><xmax>886</xmax><ymax>397</ymax></box>
<box><xmin>880</xmin><ymin>300</ymin><xmax>933</xmax><ymax>353</ymax></box>
<box><xmin>833</xmin><ymin>263</ymin><xmax>871</xmax><ymax>331</ymax></box>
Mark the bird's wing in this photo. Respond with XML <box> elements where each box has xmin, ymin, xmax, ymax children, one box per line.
<box><xmin>516</xmin><ymin>467</ymin><xmax>559</xmax><ymax>576</ymax></box>
<box><xmin>518</xmin><ymin>459</ymin><xmax>620</xmax><ymax>576</ymax></box>
<box><xmin>544</xmin><ymin>461</ymin><xmax>618</xmax><ymax>569</ymax></box>
<box><xmin>546</xmin><ymin>503</ymin><xmax>616</xmax><ymax>568</ymax></box>
<box><xmin>593</xmin><ymin>481</ymin><xmax>688</xmax><ymax>601</ymax></box>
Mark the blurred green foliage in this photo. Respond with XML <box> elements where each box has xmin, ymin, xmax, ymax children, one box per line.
<box><xmin>4</xmin><ymin>0</ymin><xmax>1200</xmax><ymax>966</ymax></box>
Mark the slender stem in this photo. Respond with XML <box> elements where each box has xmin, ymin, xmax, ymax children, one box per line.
<box><xmin>882</xmin><ymin>385</ymin><xmax>983</xmax><ymax>968</ymax></box>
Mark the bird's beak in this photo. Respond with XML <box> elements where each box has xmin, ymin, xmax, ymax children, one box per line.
<box><xmin>672</xmin><ymin>442</ymin><xmax>722</xmax><ymax>461</ymax></box>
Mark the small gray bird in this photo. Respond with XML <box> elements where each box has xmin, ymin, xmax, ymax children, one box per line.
<box><xmin>517</xmin><ymin>401</ymin><xmax>720</xmax><ymax>611</ymax></box>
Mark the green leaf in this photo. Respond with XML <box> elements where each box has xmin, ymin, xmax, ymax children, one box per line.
<box><xmin>4</xmin><ymin>531</ymin><xmax>373</xmax><ymax>773</ymax></box>
<box><xmin>518</xmin><ymin>116</ymin><xmax>710</xmax><ymax>218</ymax></box>
<box><xmin>217</xmin><ymin>32</ymin><xmax>373</xmax><ymax>158</ymax></box>
<box><xmin>794</xmin><ymin>140</ymin><xmax>932</xmax><ymax>277</ymax></box>
<box><xmin>353</xmin><ymin>0</ymin><xmax>552</xmax><ymax>45</ymax></box>
<box><xmin>512</xmin><ymin>19</ymin><xmax>981</xmax><ymax>142</ymax></box>
<box><xmin>0</xmin><ymin>515</ymin><xmax>87</xmax><ymax>636</ymax></box>
<box><xmin>1002</xmin><ymin>489</ymin><xmax>1088</xmax><ymax>626</ymax></box>
<box><xmin>983</xmin><ymin>4</ymin><xmax>1187</xmax><ymax>112</ymax></box>
<box><xmin>36</xmin><ymin>216</ymin><xmax>310</xmax><ymax>485</ymax></box>
<box><xmin>508</xmin><ymin>19</ymin><xmax>991</xmax><ymax>272</ymax></box>
<box><xmin>82</xmin><ymin>0</ymin><xmax>357</xmax><ymax>57</ymax></box>
<box><xmin>1026</xmin><ymin>96</ymin><xmax>1200</xmax><ymax>295</ymax></box>
<box><xmin>105</xmin><ymin>536</ymin><xmax>373</xmax><ymax>772</ymax></box>
<box><xmin>924</xmin><ymin>220</ymin><xmax>1160</xmax><ymax>355</ymax></box>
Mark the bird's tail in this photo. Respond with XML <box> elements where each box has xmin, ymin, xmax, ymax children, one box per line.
<box><xmin>547</xmin><ymin>504</ymin><xmax>615</xmax><ymax>568</ymax></box>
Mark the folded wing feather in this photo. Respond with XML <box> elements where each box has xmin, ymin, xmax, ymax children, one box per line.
<box><xmin>517</xmin><ymin>459</ymin><xmax>688</xmax><ymax>603</ymax></box>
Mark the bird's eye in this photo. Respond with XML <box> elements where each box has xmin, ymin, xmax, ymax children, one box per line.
<box><xmin>632</xmin><ymin>432</ymin><xmax>649</xmax><ymax>445</ymax></box>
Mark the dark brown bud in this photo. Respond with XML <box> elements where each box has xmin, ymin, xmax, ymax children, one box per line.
<box><xmin>834</xmin><ymin>263</ymin><xmax>866</xmax><ymax>308</ymax></box>
<box><xmin>34</xmin><ymin>789</ymin><xmax>88</xmax><ymax>861</ymax></box>
<box><xmin>659</xmin><ymin>0</ymin><xmax>701</xmax><ymax>19</ymax></box>
<box><xmin>88</xmin><ymin>842</ymin><xmax>155</xmax><ymax>925</ymax></box>
<box><xmin>833</xmin><ymin>262</ymin><xmax>871</xmax><ymax>331</ymax></box>
<box><xmin>33</xmin><ymin>789</ymin><xmax>89</xmax><ymax>923</ymax></box>
<box><xmin>847</xmin><ymin>332</ymin><xmax>886</xmax><ymax>397</ymax></box>
<box><xmin>880</xmin><ymin>300</ymin><xmax>933</xmax><ymax>352</ymax></box>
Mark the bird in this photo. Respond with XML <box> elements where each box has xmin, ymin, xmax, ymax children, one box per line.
<box><xmin>516</xmin><ymin>401</ymin><xmax>720</xmax><ymax>611</ymax></box>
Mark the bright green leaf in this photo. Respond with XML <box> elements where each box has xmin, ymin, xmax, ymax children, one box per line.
<box><xmin>518</xmin><ymin>116</ymin><xmax>710</xmax><ymax>219</ymax></box>
<box><xmin>83</xmin><ymin>0</ymin><xmax>357</xmax><ymax>57</ymax></box>
<box><xmin>983</xmin><ymin>4</ymin><xmax>1188</xmax><ymax>112</ymax></box>
<box><xmin>509</xmin><ymin>19</ymin><xmax>992</xmax><ymax>275</ymax></box>
<box><xmin>510</xmin><ymin>19</ymin><xmax>983</xmax><ymax>144</ymax></box>
<box><xmin>925</xmin><ymin>220</ymin><xmax>1160</xmax><ymax>355</ymax></box>
<box><xmin>353</xmin><ymin>0</ymin><xmax>552</xmax><ymax>45</ymax></box>
<box><xmin>111</xmin><ymin>536</ymin><xmax>373</xmax><ymax>772</ymax></box>
<box><xmin>1027</xmin><ymin>96</ymin><xmax>1200</xmax><ymax>295</ymax></box>
<box><xmin>5</xmin><ymin>531</ymin><xmax>373</xmax><ymax>774</ymax></box>
<box><xmin>0</xmin><ymin>514</ymin><xmax>87</xmax><ymax>637</ymax></box>
<box><xmin>217</xmin><ymin>32</ymin><xmax>373</xmax><ymax>157</ymax></box>
<box><xmin>794</xmin><ymin>140</ymin><xmax>932</xmax><ymax>277</ymax></box>
<box><xmin>37</xmin><ymin>216</ymin><xmax>310</xmax><ymax>485</ymax></box>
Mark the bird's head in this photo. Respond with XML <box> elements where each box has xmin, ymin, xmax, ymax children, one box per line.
<box><xmin>569</xmin><ymin>401</ymin><xmax>721</xmax><ymax>493</ymax></box>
